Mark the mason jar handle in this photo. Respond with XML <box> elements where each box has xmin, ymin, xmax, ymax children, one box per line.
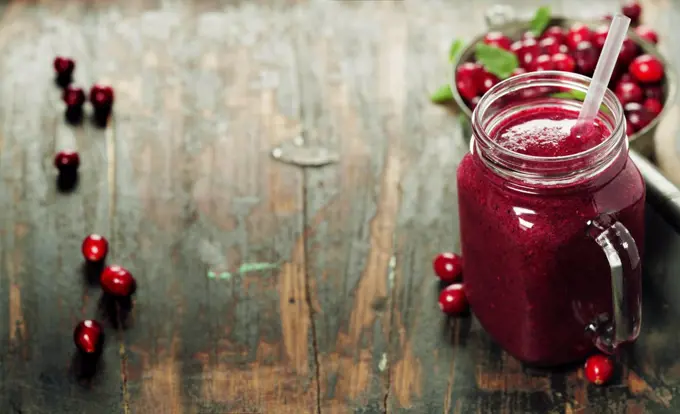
<box><xmin>585</xmin><ymin>214</ymin><xmax>642</xmax><ymax>354</ymax></box>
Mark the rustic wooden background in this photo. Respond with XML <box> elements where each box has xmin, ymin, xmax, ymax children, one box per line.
<box><xmin>2</xmin><ymin>0</ymin><xmax>680</xmax><ymax>413</ymax></box>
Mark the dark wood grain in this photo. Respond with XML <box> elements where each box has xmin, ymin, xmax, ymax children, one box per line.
<box><xmin>3</xmin><ymin>0</ymin><xmax>680</xmax><ymax>413</ymax></box>
<box><xmin>0</xmin><ymin>1</ymin><xmax>124</xmax><ymax>413</ymax></box>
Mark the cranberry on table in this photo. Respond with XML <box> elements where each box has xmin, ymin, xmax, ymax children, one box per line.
<box><xmin>82</xmin><ymin>234</ymin><xmax>109</xmax><ymax>262</ymax></box>
<box><xmin>592</xmin><ymin>25</ymin><xmax>609</xmax><ymax>50</ymax></box>
<box><xmin>566</xmin><ymin>23</ymin><xmax>591</xmax><ymax>50</ymax></box>
<box><xmin>629</xmin><ymin>54</ymin><xmax>664</xmax><ymax>83</ymax></box>
<box><xmin>551</xmin><ymin>53</ymin><xmax>576</xmax><ymax>73</ymax></box>
<box><xmin>54</xmin><ymin>150</ymin><xmax>80</xmax><ymax>172</ymax></box>
<box><xmin>62</xmin><ymin>86</ymin><xmax>86</xmax><ymax>107</ymax></box>
<box><xmin>483</xmin><ymin>31</ymin><xmax>512</xmax><ymax>51</ymax></box>
<box><xmin>90</xmin><ymin>84</ymin><xmax>115</xmax><ymax>110</ymax></box>
<box><xmin>625</xmin><ymin>102</ymin><xmax>653</xmax><ymax>132</ymax></box>
<box><xmin>53</xmin><ymin>56</ymin><xmax>75</xmax><ymax>77</ymax></box>
<box><xmin>635</xmin><ymin>25</ymin><xmax>658</xmax><ymax>44</ymax></box>
<box><xmin>433</xmin><ymin>252</ymin><xmax>463</xmax><ymax>282</ymax></box>
<box><xmin>100</xmin><ymin>265</ymin><xmax>136</xmax><ymax>297</ymax></box>
<box><xmin>584</xmin><ymin>354</ymin><xmax>614</xmax><ymax>385</ymax></box>
<box><xmin>74</xmin><ymin>320</ymin><xmax>104</xmax><ymax>354</ymax></box>
<box><xmin>574</xmin><ymin>41</ymin><xmax>598</xmax><ymax>76</ymax></box>
<box><xmin>541</xmin><ymin>26</ymin><xmax>566</xmax><ymax>44</ymax></box>
<box><xmin>478</xmin><ymin>70</ymin><xmax>499</xmax><ymax>95</ymax></box>
<box><xmin>621</xmin><ymin>1</ymin><xmax>642</xmax><ymax>25</ymax></box>
<box><xmin>615</xmin><ymin>81</ymin><xmax>643</xmax><ymax>105</ymax></box>
<box><xmin>643</xmin><ymin>98</ymin><xmax>663</xmax><ymax>117</ymax></box>
<box><xmin>438</xmin><ymin>283</ymin><xmax>468</xmax><ymax>315</ymax></box>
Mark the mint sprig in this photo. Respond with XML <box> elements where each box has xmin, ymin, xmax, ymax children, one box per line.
<box><xmin>475</xmin><ymin>43</ymin><xmax>518</xmax><ymax>79</ymax></box>
<box><xmin>449</xmin><ymin>38</ymin><xmax>465</xmax><ymax>62</ymax></box>
<box><xmin>431</xmin><ymin>84</ymin><xmax>453</xmax><ymax>103</ymax></box>
<box><xmin>530</xmin><ymin>6</ymin><xmax>551</xmax><ymax>36</ymax></box>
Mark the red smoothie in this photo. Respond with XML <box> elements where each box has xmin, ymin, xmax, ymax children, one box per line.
<box><xmin>457</xmin><ymin>106</ymin><xmax>645</xmax><ymax>366</ymax></box>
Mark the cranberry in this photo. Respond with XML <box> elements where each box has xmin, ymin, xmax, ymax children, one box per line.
<box><xmin>62</xmin><ymin>86</ymin><xmax>86</xmax><ymax>107</ymax></box>
<box><xmin>566</xmin><ymin>24</ymin><xmax>591</xmax><ymax>50</ymax></box>
<box><xmin>643</xmin><ymin>98</ymin><xmax>663</xmax><ymax>117</ymax></box>
<box><xmin>531</xmin><ymin>54</ymin><xmax>555</xmax><ymax>72</ymax></box>
<box><xmin>618</xmin><ymin>38</ymin><xmax>638</xmax><ymax>67</ymax></box>
<box><xmin>89</xmin><ymin>84</ymin><xmax>115</xmax><ymax>111</ymax></box>
<box><xmin>483</xmin><ymin>31</ymin><xmax>512</xmax><ymax>51</ymax></box>
<box><xmin>619</xmin><ymin>73</ymin><xmax>634</xmax><ymax>84</ymax></box>
<box><xmin>518</xmin><ymin>38</ymin><xmax>541</xmax><ymax>69</ymax></box>
<box><xmin>592</xmin><ymin>25</ymin><xmax>609</xmax><ymax>50</ymax></box>
<box><xmin>615</xmin><ymin>81</ymin><xmax>643</xmax><ymax>105</ymax></box>
<box><xmin>455</xmin><ymin>63</ymin><xmax>482</xmax><ymax>100</ymax></box>
<box><xmin>510</xmin><ymin>67</ymin><xmax>526</xmax><ymax>77</ymax></box>
<box><xmin>541</xmin><ymin>26</ymin><xmax>566</xmax><ymax>44</ymax></box>
<box><xmin>469</xmin><ymin>96</ymin><xmax>481</xmax><ymax>110</ymax></box>
<box><xmin>478</xmin><ymin>70</ymin><xmax>499</xmax><ymax>95</ymax></box>
<box><xmin>100</xmin><ymin>265</ymin><xmax>136</xmax><ymax>297</ymax></box>
<box><xmin>53</xmin><ymin>56</ymin><xmax>75</xmax><ymax>77</ymax></box>
<box><xmin>438</xmin><ymin>283</ymin><xmax>468</xmax><ymax>315</ymax></box>
<box><xmin>626</xmin><ymin>120</ymin><xmax>634</xmax><ymax>137</ymax></box>
<box><xmin>551</xmin><ymin>53</ymin><xmax>576</xmax><ymax>72</ymax></box>
<box><xmin>456</xmin><ymin>78</ymin><xmax>476</xmax><ymax>101</ymax></box>
<box><xmin>584</xmin><ymin>354</ymin><xmax>614</xmax><ymax>385</ymax></box>
<box><xmin>510</xmin><ymin>40</ymin><xmax>524</xmax><ymax>55</ymax></box>
<box><xmin>630</xmin><ymin>54</ymin><xmax>664</xmax><ymax>83</ymax></box>
<box><xmin>574</xmin><ymin>41</ymin><xmax>599</xmax><ymax>76</ymax></box>
<box><xmin>539</xmin><ymin>37</ymin><xmax>566</xmax><ymax>55</ymax></box>
<box><xmin>621</xmin><ymin>1</ymin><xmax>642</xmax><ymax>25</ymax></box>
<box><xmin>644</xmin><ymin>85</ymin><xmax>663</xmax><ymax>100</ymax></box>
<box><xmin>82</xmin><ymin>234</ymin><xmax>109</xmax><ymax>262</ymax></box>
<box><xmin>433</xmin><ymin>252</ymin><xmax>463</xmax><ymax>282</ymax></box>
<box><xmin>625</xmin><ymin>102</ymin><xmax>653</xmax><ymax>132</ymax></box>
<box><xmin>635</xmin><ymin>26</ymin><xmax>658</xmax><ymax>44</ymax></box>
<box><xmin>54</xmin><ymin>150</ymin><xmax>80</xmax><ymax>172</ymax></box>
<box><xmin>74</xmin><ymin>320</ymin><xmax>104</xmax><ymax>354</ymax></box>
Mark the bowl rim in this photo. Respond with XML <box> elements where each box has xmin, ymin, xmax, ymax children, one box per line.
<box><xmin>451</xmin><ymin>17</ymin><xmax>677</xmax><ymax>143</ymax></box>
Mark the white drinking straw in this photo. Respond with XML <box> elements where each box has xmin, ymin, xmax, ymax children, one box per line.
<box><xmin>576</xmin><ymin>14</ymin><xmax>631</xmax><ymax>127</ymax></box>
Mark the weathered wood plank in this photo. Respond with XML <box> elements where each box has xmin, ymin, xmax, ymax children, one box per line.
<box><xmin>384</xmin><ymin>0</ymin><xmax>483</xmax><ymax>411</ymax></box>
<box><xmin>296</xmin><ymin>2</ymin><xmax>409</xmax><ymax>412</ymax></box>
<box><xmin>0</xmin><ymin>2</ymin><xmax>123</xmax><ymax>413</ymax></box>
<box><xmin>81</xmin><ymin>2</ymin><xmax>318</xmax><ymax>413</ymax></box>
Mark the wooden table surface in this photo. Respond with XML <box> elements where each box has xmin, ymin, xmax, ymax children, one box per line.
<box><xmin>3</xmin><ymin>0</ymin><xmax>680</xmax><ymax>413</ymax></box>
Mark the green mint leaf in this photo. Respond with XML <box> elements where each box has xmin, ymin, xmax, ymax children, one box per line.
<box><xmin>449</xmin><ymin>38</ymin><xmax>465</xmax><ymax>62</ymax></box>
<box><xmin>530</xmin><ymin>6</ymin><xmax>551</xmax><ymax>36</ymax></box>
<box><xmin>551</xmin><ymin>90</ymin><xmax>586</xmax><ymax>100</ymax></box>
<box><xmin>551</xmin><ymin>90</ymin><xmax>609</xmax><ymax>113</ymax></box>
<box><xmin>431</xmin><ymin>84</ymin><xmax>453</xmax><ymax>103</ymax></box>
<box><xmin>474</xmin><ymin>43</ymin><xmax>518</xmax><ymax>79</ymax></box>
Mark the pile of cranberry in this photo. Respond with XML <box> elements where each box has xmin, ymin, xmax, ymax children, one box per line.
<box><xmin>433</xmin><ymin>251</ymin><xmax>614</xmax><ymax>386</ymax></box>
<box><xmin>52</xmin><ymin>57</ymin><xmax>135</xmax><ymax>358</ymax></box>
<box><xmin>456</xmin><ymin>1</ymin><xmax>665</xmax><ymax>137</ymax></box>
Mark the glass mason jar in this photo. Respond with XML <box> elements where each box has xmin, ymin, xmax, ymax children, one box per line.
<box><xmin>457</xmin><ymin>71</ymin><xmax>645</xmax><ymax>366</ymax></box>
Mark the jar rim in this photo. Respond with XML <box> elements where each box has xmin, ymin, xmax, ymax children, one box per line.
<box><xmin>471</xmin><ymin>71</ymin><xmax>626</xmax><ymax>165</ymax></box>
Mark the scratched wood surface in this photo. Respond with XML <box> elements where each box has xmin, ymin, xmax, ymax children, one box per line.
<box><xmin>1</xmin><ymin>0</ymin><xmax>680</xmax><ymax>413</ymax></box>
